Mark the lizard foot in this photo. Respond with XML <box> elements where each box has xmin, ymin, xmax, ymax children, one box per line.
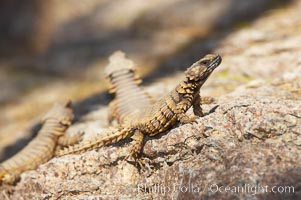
<box><xmin>179</xmin><ymin>114</ymin><xmax>198</xmax><ymax>124</ymax></box>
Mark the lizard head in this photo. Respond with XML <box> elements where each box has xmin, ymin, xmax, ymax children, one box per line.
<box><xmin>185</xmin><ymin>54</ymin><xmax>222</xmax><ymax>82</ymax></box>
<box><xmin>41</xmin><ymin>100</ymin><xmax>74</xmax><ymax>126</ymax></box>
<box><xmin>104</xmin><ymin>50</ymin><xmax>136</xmax><ymax>77</ymax></box>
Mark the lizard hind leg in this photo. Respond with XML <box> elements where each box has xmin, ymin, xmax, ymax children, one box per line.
<box><xmin>126</xmin><ymin>130</ymin><xmax>145</xmax><ymax>168</ymax></box>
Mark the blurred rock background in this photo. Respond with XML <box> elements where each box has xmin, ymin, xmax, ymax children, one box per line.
<box><xmin>0</xmin><ymin>0</ymin><xmax>298</xmax><ymax>162</ymax></box>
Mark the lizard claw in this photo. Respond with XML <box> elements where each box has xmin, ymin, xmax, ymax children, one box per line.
<box><xmin>125</xmin><ymin>155</ymin><xmax>148</xmax><ymax>171</ymax></box>
<box><xmin>125</xmin><ymin>154</ymin><xmax>141</xmax><ymax>167</ymax></box>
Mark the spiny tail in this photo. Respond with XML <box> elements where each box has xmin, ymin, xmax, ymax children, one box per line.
<box><xmin>55</xmin><ymin>127</ymin><xmax>134</xmax><ymax>157</ymax></box>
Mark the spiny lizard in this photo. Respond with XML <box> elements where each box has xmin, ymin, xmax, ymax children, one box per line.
<box><xmin>56</xmin><ymin>54</ymin><xmax>222</xmax><ymax>157</ymax></box>
<box><xmin>104</xmin><ymin>50</ymin><xmax>153</xmax><ymax>125</ymax></box>
<box><xmin>0</xmin><ymin>101</ymin><xmax>82</xmax><ymax>184</ymax></box>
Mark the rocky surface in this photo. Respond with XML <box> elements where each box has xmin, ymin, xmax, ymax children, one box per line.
<box><xmin>1</xmin><ymin>0</ymin><xmax>301</xmax><ymax>199</ymax></box>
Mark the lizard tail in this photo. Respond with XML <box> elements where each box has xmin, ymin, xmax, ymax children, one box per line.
<box><xmin>55</xmin><ymin>127</ymin><xmax>134</xmax><ymax>157</ymax></box>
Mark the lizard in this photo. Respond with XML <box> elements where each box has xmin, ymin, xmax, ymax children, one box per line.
<box><xmin>0</xmin><ymin>101</ymin><xmax>82</xmax><ymax>184</ymax></box>
<box><xmin>56</xmin><ymin>53</ymin><xmax>222</xmax><ymax>158</ymax></box>
<box><xmin>104</xmin><ymin>50</ymin><xmax>154</xmax><ymax>125</ymax></box>
<box><xmin>103</xmin><ymin>51</ymin><xmax>154</xmax><ymax>159</ymax></box>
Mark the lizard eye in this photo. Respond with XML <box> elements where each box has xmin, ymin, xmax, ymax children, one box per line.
<box><xmin>200</xmin><ymin>60</ymin><xmax>209</xmax><ymax>65</ymax></box>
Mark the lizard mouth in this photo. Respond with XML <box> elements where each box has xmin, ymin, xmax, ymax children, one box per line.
<box><xmin>209</xmin><ymin>55</ymin><xmax>222</xmax><ymax>69</ymax></box>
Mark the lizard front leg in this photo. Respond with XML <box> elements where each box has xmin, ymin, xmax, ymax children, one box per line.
<box><xmin>174</xmin><ymin>99</ymin><xmax>196</xmax><ymax>124</ymax></box>
<box><xmin>193</xmin><ymin>93</ymin><xmax>217</xmax><ymax>117</ymax></box>
<box><xmin>192</xmin><ymin>92</ymin><xmax>204</xmax><ymax>117</ymax></box>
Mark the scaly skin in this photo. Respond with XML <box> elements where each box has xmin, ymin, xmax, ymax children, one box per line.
<box><xmin>56</xmin><ymin>54</ymin><xmax>222</xmax><ymax>157</ymax></box>
<box><xmin>0</xmin><ymin>101</ymin><xmax>81</xmax><ymax>184</ymax></box>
